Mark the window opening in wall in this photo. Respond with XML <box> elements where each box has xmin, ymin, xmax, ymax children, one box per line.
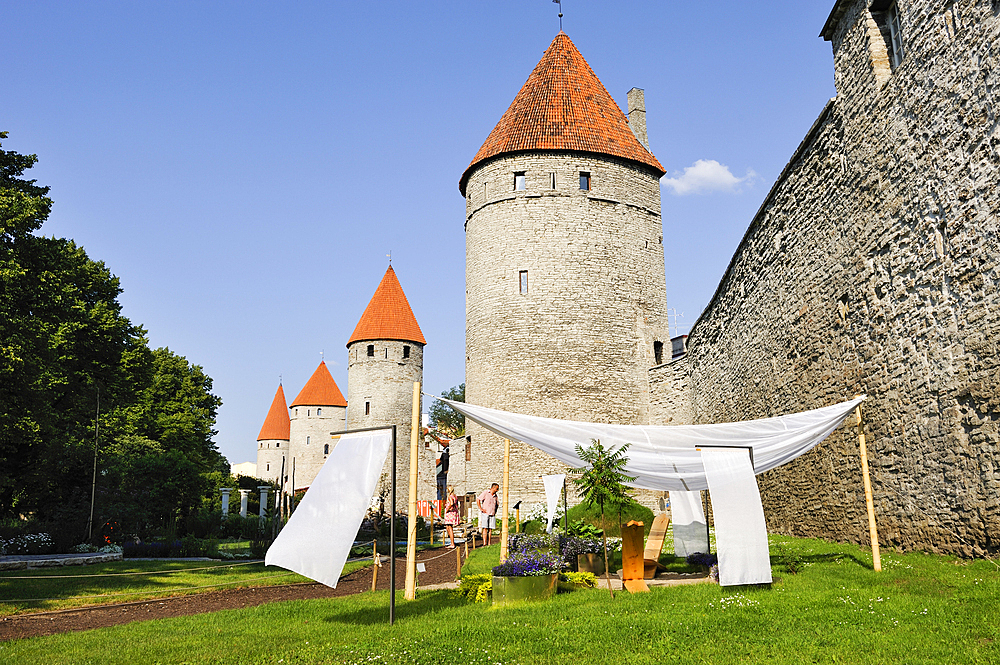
<box><xmin>367</xmin><ymin>344</ymin><xmax>374</xmax><ymax>357</ymax></box>
<box><xmin>276</xmin><ymin>442</ymin><xmax>280</xmax><ymax>447</ymax></box>
<box><xmin>306</xmin><ymin>436</ymin><xmax>310</xmax><ymax>445</ymax></box>
<box><xmin>519</xmin><ymin>270</ymin><xmax>528</xmax><ymax>294</ymax></box>
<box><xmin>654</xmin><ymin>340</ymin><xmax>664</xmax><ymax>365</ymax></box>
<box><xmin>267</xmin><ymin>463</ymin><xmax>270</xmax><ymax>471</ymax></box>
<box><xmin>873</xmin><ymin>0</ymin><xmax>904</xmax><ymax>70</ymax></box>
<box><xmin>550</xmin><ymin>172</ymin><xmax>556</xmax><ymax>189</ymax></box>
<box><xmin>579</xmin><ymin>171</ymin><xmax>591</xmax><ymax>190</ymax></box>
<box><xmin>324</xmin><ymin>443</ymin><xmax>329</xmax><ymax>455</ymax></box>
<box><xmin>514</xmin><ymin>172</ymin><xmax>526</xmax><ymax>191</ymax></box>
<box><xmin>295</xmin><ymin>409</ymin><xmax>298</xmax><ymax>416</ymax></box>
<box><xmin>307</xmin><ymin>409</ymin><xmax>310</xmax><ymax>417</ymax></box>
<box><xmin>385</xmin><ymin>348</ymin><xmax>388</xmax><ymax>359</ymax></box>
<box><xmin>365</xmin><ymin>401</ymin><xmax>371</xmax><ymax>416</ymax></box>
<box><xmin>317</xmin><ymin>408</ymin><xmax>322</xmax><ymax>416</ymax></box>
<box><xmin>483</xmin><ymin>182</ymin><xmax>488</xmax><ymax>201</ymax></box>
<box><xmin>403</xmin><ymin>345</ymin><xmax>410</xmax><ymax>359</ymax></box>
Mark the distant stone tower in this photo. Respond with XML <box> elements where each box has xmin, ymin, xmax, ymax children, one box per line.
<box><xmin>287</xmin><ymin>361</ymin><xmax>347</xmax><ymax>489</ymax></box>
<box><xmin>345</xmin><ymin>266</ymin><xmax>430</xmax><ymax>505</ymax></box>
<box><xmin>256</xmin><ymin>384</ymin><xmax>290</xmax><ymax>485</ymax></box>
<box><xmin>460</xmin><ymin>32</ymin><xmax>669</xmax><ymax>504</ymax></box>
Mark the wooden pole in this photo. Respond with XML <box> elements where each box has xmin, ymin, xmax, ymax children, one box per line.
<box><xmin>455</xmin><ymin>544</ymin><xmax>462</xmax><ymax>579</ymax></box>
<box><xmin>499</xmin><ymin>438</ymin><xmax>511</xmax><ymax>563</ymax></box>
<box><xmin>405</xmin><ymin>382</ymin><xmax>421</xmax><ymax>600</ymax></box>
<box><xmin>371</xmin><ymin>539</ymin><xmax>379</xmax><ymax>592</ymax></box>
<box><xmin>515</xmin><ymin>507</ymin><xmax>520</xmax><ymax>533</ymax></box>
<box><xmin>430</xmin><ymin>508</ymin><xmax>435</xmax><ymax>546</ymax></box>
<box><xmin>855</xmin><ymin>399</ymin><xmax>882</xmax><ymax>572</ymax></box>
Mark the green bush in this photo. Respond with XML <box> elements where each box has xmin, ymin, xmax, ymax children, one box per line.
<box><xmin>565</xmin><ymin>502</ymin><xmax>653</xmax><ymax>537</ymax></box>
<box><xmin>454</xmin><ymin>573</ymin><xmax>492</xmax><ymax>603</ymax></box>
<box><xmin>559</xmin><ymin>571</ymin><xmax>597</xmax><ymax>588</ymax></box>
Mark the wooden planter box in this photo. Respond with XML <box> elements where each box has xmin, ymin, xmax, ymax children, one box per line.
<box><xmin>492</xmin><ymin>573</ymin><xmax>558</xmax><ymax>606</ymax></box>
<box><xmin>576</xmin><ymin>553</ymin><xmax>606</xmax><ymax>575</ymax></box>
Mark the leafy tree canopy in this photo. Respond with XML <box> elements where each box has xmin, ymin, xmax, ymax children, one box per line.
<box><xmin>429</xmin><ymin>383</ymin><xmax>465</xmax><ymax>437</ymax></box>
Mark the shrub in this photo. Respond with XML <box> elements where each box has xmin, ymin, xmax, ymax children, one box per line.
<box><xmin>454</xmin><ymin>574</ymin><xmax>492</xmax><ymax>602</ymax></box>
<box><xmin>475</xmin><ymin>578</ymin><xmax>492</xmax><ymax>602</ymax></box>
<box><xmin>686</xmin><ymin>552</ymin><xmax>718</xmax><ymax>569</ymax></box>
<box><xmin>2</xmin><ymin>533</ymin><xmax>55</xmax><ymax>555</ymax></box>
<box><xmin>559</xmin><ymin>571</ymin><xmax>598</xmax><ymax>588</ymax></box>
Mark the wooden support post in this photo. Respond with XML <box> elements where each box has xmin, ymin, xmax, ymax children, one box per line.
<box><xmin>405</xmin><ymin>382</ymin><xmax>421</xmax><ymax>600</ymax></box>
<box><xmin>430</xmin><ymin>508</ymin><xmax>435</xmax><ymax>546</ymax></box>
<box><xmin>455</xmin><ymin>543</ymin><xmax>462</xmax><ymax>580</ymax></box>
<box><xmin>371</xmin><ymin>539</ymin><xmax>380</xmax><ymax>592</ymax></box>
<box><xmin>515</xmin><ymin>507</ymin><xmax>520</xmax><ymax>533</ymax></box>
<box><xmin>499</xmin><ymin>438</ymin><xmax>511</xmax><ymax>563</ymax></box>
<box><xmin>855</xmin><ymin>399</ymin><xmax>882</xmax><ymax>572</ymax></box>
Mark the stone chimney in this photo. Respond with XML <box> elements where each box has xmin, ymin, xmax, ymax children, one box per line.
<box><xmin>627</xmin><ymin>87</ymin><xmax>649</xmax><ymax>150</ymax></box>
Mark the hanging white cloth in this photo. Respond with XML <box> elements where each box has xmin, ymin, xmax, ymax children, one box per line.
<box><xmin>702</xmin><ymin>448</ymin><xmax>772</xmax><ymax>586</ymax></box>
<box><xmin>438</xmin><ymin>396</ymin><xmax>863</xmax><ymax>491</ymax></box>
<box><xmin>542</xmin><ymin>474</ymin><xmax>566</xmax><ymax>533</ymax></box>
<box><xmin>668</xmin><ymin>490</ymin><xmax>709</xmax><ymax>557</ymax></box>
<box><xmin>265</xmin><ymin>429</ymin><xmax>392</xmax><ymax>588</ymax></box>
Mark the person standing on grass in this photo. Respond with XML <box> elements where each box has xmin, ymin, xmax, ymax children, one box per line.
<box><xmin>477</xmin><ymin>482</ymin><xmax>500</xmax><ymax>546</ymax></box>
<box><xmin>436</xmin><ymin>441</ymin><xmax>450</xmax><ymax>501</ymax></box>
<box><xmin>443</xmin><ymin>485</ymin><xmax>460</xmax><ymax>548</ymax></box>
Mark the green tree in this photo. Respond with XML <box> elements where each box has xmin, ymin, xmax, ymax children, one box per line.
<box><xmin>429</xmin><ymin>383</ymin><xmax>465</xmax><ymax>437</ymax></box>
<box><xmin>571</xmin><ymin>439</ymin><xmax>637</xmax><ymax>598</ymax></box>
<box><xmin>0</xmin><ymin>132</ymin><xmax>151</xmax><ymax>529</ymax></box>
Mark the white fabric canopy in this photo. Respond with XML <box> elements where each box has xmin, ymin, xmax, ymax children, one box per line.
<box><xmin>265</xmin><ymin>429</ymin><xmax>392</xmax><ymax>588</ymax></box>
<box><xmin>668</xmin><ymin>490</ymin><xmax>709</xmax><ymax>557</ymax></box>
<box><xmin>440</xmin><ymin>396</ymin><xmax>863</xmax><ymax>491</ymax></box>
<box><xmin>703</xmin><ymin>448</ymin><xmax>773</xmax><ymax>586</ymax></box>
<box><xmin>542</xmin><ymin>474</ymin><xmax>566</xmax><ymax>533</ymax></box>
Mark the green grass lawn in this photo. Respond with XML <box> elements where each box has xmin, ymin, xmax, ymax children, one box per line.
<box><xmin>0</xmin><ymin>560</ymin><xmax>368</xmax><ymax>616</ymax></box>
<box><xmin>2</xmin><ymin>535</ymin><xmax>997</xmax><ymax>664</ymax></box>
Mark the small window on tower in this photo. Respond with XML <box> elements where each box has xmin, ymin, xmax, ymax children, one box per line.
<box><xmin>579</xmin><ymin>171</ymin><xmax>591</xmax><ymax>190</ymax></box>
<box><xmin>267</xmin><ymin>463</ymin><xmax>270</xmax><ymax>471</ymax></box>
<box><xmin>365</xmin><ymin>401</ymin><xmax>371</xmax><ymax>416</ymax></box>
<box><xmin>276</xmin><ymin>442</ymin><xmax>280</xmax><ymax>447</ymax></box>
<box><xmin>324</xmin><ymin>443</ymin><xmax>329</xmax><ymax>455</ymax></box>
<box><xmin>306</xmin><ymin>436</ymin><xmax>310</xmax><ymax>445</ymax></box>
<box><xmin>550</xmin><ymin>172</ymin><xmax>556</xmax><ymax>189</ymax></box>
<box><xmin>317</xmin><ymin>408</ymin><xmax>322</xmax><ymax>416</ymax></box>
<box><xmin>514</xmin><ymin>172</ymin><xmax>526</xmax><ymax>191</ymax></box>
<box><xmin>403</xmin><ymin>345</ymin><xmax>410</xmax><ymax>359</ymax></box>
<box><xmin>367</xmin><ymin>345</ymin><xmax>374</xmax><ymax>357</ymax></box>
<box><xmin>654</xmin><ymin>341</ymin><xmax>664</xmax><ymax>365</ymax></box>
<box><xmin>307</xmin><ymin>409</ymin><xmax>310</xmax><ymax>417</ymax></box>
<box><xmin>519</xmin><ymin>270</ymin><xmax>528</xmax><ymax>294</ymax></box>
<box><xmin>385</xmin><ymin>348</ymin><xmax>388</xmax><ymax>359</ymax></box>
<box><xmin>483</xmin><ymin>182</ymin><xmax>488</xmax><ymax>201</ymax></box>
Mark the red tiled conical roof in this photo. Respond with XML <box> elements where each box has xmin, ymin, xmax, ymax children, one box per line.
<box><xmin>459</xmin><ymin>32</ymin><xmax>664</xmax><ymax>194</ymax></box>
<box><xmin>290</xmin><ymin>361</ymin><xmax>347</xmax><ymax>408</ymax></box>
<box><xmin>347</xmin><ymin>266</ymin><xmax>426</xmax><ymax>346</ymax></box>
<box><xmin>257</xmin><ymin>384</ymin><xmax>290</xmax><ymax>441</ymax></box>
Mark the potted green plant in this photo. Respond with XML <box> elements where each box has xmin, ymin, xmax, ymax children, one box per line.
<box><xmin>570</xmin><ymin>439</ymin><xmax>636</xmax><ymax>599</ymax></box>
<box><xmin>491</xmin><ymin>550</ymin><xmax>563</xmax><ymax>606</ymax></box>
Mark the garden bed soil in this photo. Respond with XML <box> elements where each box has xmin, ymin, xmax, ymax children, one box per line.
<box><xmin>0</xmin><ymin>545</ymin><xmax>464</xmax><ymax>642</ymax></box>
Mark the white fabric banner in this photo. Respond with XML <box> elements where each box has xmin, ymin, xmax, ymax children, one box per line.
<box><xmin>439</xmin><ymin>396</ymin><xmax>863</xmax><ymax>491</ymax></box>
<box><xmin>265</xmin><ymin>429</ymin><xmax>392</xmax><ymax>588</ymax></box>
<box><xmin>702</xmin><ymin>448</ymin><xmax>772</xmax><ymax>586</ymax></box>
<box><xmin>668</xmin><ymin>490</ymin><xmax>709</xmax><ymax>557</ymax></box>
<box><xmin>542</xmin><ymin>474</ymin><xmax>566</xmax><ymax>533</ymax></box>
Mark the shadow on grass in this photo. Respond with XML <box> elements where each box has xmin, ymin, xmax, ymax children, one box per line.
<box><xmin>321</xmin><ymin>590</ymin><xmax>462</xmax><ymax>625</ymax></box>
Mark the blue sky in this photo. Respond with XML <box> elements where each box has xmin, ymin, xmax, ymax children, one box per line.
<box><xmin>2</xmin><ymin>1</ymin><xmax>838</xmax><ymax>465</ymax></box>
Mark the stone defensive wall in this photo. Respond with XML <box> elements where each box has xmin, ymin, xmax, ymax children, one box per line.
<box><xmin>651</xmin><ymin>0</ymin><xmax>1000</xmax><ymax>555</ymax></box>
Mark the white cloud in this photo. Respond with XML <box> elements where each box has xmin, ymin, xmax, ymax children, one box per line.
<box><xmin>662</xmin><ymin>159</ymin><xmax>755</xmax><ymax>195</ymax></box>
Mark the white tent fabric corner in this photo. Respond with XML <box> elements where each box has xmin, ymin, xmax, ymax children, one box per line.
<box><xmin>668</xmin><ymin>490</ymin><xmax>709</xmax><ymax>558</ymax></box>
<box><xmin>265</xmin><ymin>429</ymin><xmax>392</xmax><ymax>588</ymax></box>
<box><xmin>542</xmin><ymin>474</ymin><xmax>566</xmax><ymax>533</ymax></box>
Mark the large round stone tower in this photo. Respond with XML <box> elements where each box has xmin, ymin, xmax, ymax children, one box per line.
<box><xmin>256</xmin><ymin>383</ymin><xmax>290</xmax><ymax>485</ymax></box>
<box><xmin>460</xmin><ymin>32</ymin><xmax>669</xmax><ymax>504</ymax></box>
<box><xmin>287</xmin><ymin>361</ymin><xmax>347</xmax><ymax>489</ymax></box>
<box><xmin>345</xmin><ymin>266</ymin><xmax>431</xmax><ymax>505</ymax></box>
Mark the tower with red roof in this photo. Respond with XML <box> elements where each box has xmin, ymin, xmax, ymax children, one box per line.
<box><xmin>346</xmin><ymin>265</ymin><xmax>428</xmax><ymax>503</ymax></box>
<box><xmin>461</xmin><ymin>32</ymin><xmax>669</xmax><ymax>502</ymax></box>
<box><xmin>286</xmin><ymin>360</ymin><xmax>348</xmax><ymax>489</ymax></box>
<box><xmin>255</xmin><ymin>384</ymin><xmax>290</xmax><ymax>484</ymax></box>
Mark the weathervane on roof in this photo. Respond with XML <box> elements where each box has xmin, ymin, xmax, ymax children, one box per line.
<box><xmin>552</xmin><ymin>0</ymin><xmax>563</xmax><ymax>31</ymax></box>
<box><xmin>387</xmin><ymin>251</ymin><xmax>392</xmax><ymax>265</ymax></box>
<box><xmin>279</xmin><ymin>374</ymin><xmax>282</xmax><ymax>385</ymax></box>
<box><xmin>320</xmin><ymin>350</ymin><xmax>325</xmax><ymax>363</ymax></box>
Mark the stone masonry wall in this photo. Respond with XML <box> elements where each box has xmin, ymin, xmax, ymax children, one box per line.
<box><xmin>255</xmin><ymin>439</ymin><xmax>286</xmax><ymax>485</ymax></box>
<box><xmin>465</xmin><ymin>151</ymin><xmax>669</xmax><ymax>510</ymax></box>
<box><xmin>287</xmin><ymin>405</ymin><xmax>346</xmax><ymax>490</ymax></box>
<box><xmin>346</xmin><ymin>339</ymin><xmax>434</xmax><ymax>509</ymax></box>
<box><xmin>652</xmin><ymin>0</ymin><xmax>1000</xmax><ymax>555</ymax></box>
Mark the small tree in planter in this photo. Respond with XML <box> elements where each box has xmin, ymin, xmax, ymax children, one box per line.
<box><xmin>570</xmin><ymin>439</ymin><xmax>636</xmax><ymax>599</ymax></box>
